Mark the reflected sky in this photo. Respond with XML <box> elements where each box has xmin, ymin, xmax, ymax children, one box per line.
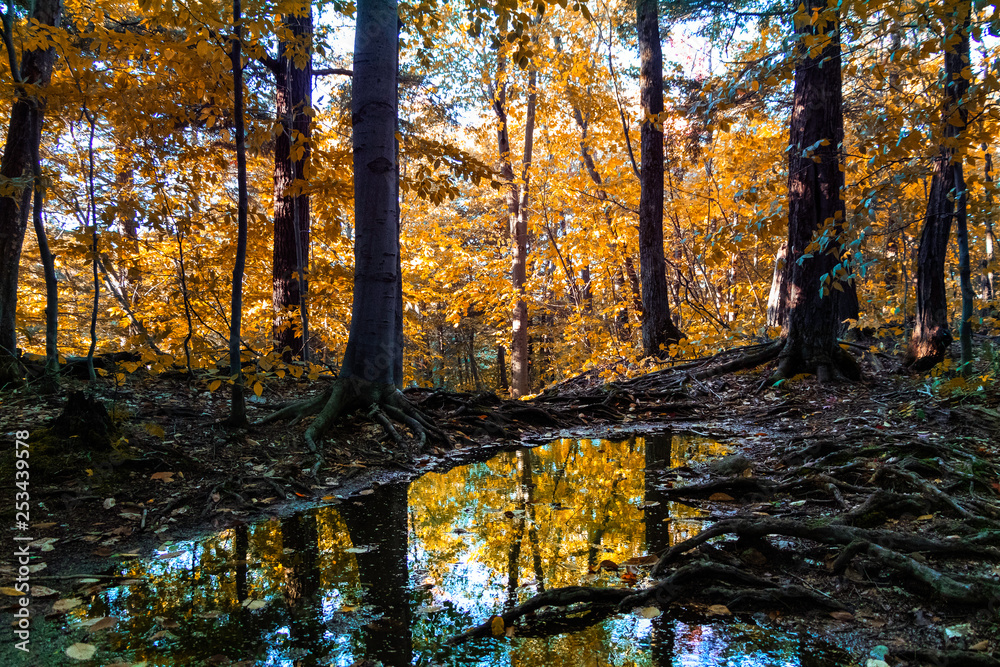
<box><xmin>56</xmin><ymin>433</ymin><xmax>852</xmax><ymax>667</ymax></box>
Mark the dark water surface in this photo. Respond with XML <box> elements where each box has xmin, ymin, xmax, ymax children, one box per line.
<box><xmin>47</xmin><ymin>434</ymin><xmax>854</xmax><ymax>666</ymax></box>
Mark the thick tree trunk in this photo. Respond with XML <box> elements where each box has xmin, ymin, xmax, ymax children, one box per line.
<box><xmin>774</xmin><ymin>3</ymin><xmax>856</xmax><ymax>382</ymax></box>
<box><xmin>226</xmin><ymin>0</ymin><xmax>250</xmax><ymax>426</ymax></box>
<box><xmin>339</xmin><ymin>0</ymin><xmax>401</xmax><ymax>386</ymax></box>
<box><xmin>0</xmin><ymin>0</ymin><xmax>62</xmax><ymax>382</ymax></box>
<box><xmin>637</xmin><ymin>0</ymin><xmax>683</xmax><ymax>357</ymax></box>
<box><xmin>271</xmin><ymin>5</ymin><xmax>312</xmax><ymax>360</ymax></box>
<box><xmin>904</xmin><ymin>5</ymin><xmax>971</xmax><ymax>371</ymax></box>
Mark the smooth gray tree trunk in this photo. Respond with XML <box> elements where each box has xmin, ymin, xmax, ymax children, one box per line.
<box><xmin>339</xmin><ymin>0</ymin><xmax>401</xmax><ymax>385</ymax></box>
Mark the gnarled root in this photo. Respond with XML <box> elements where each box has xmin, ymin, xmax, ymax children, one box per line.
<box><xmin>258</xmin><ymin>377</ymin><xmax>450</xmax><ymax>475</ymax></box>
<box><xmin>448</xmin><ymin>586</ymin><xmax>634</xmax><ymax>644</ymax></box>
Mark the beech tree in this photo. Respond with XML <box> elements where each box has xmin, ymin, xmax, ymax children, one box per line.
<box><xmin>262</xmin><ymin>0</ymin><xmax>446</xmax><ymax>463</ymax></box>
<box><xmin>0</xmin><ymin>0</ymin><xmax>62</xmax><ymax>383</ymax></box>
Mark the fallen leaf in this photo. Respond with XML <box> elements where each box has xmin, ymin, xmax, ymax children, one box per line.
<box><xmin>65</xmin><ymin>643</ymin><xmax>97</xmax><ymax>660</ymax></box>
<box><xmin>0</xmin><ymin>587</ymin><xmax>22</xmax><ymax>596</ymax></box>
<box><xmin>505</xmin><ymin>625</ymin><xmax>516</xmax><ymax>638</ymax></box>
<box><xmin>490</xmin><ymin>615</ymin><xmax>506</xmax><ymax>637</ymax></box>
<box><xmin>52</xmin><ymin>598</ymin><xmax>83</xmax><ymax>613</ymax></box>
<box><xmin>246</xmin><ymin>599</ymin><xmax>267</xmax><ymax>610</ymax></box>
<box><xmin>916</xmin><ymin>514</ymin><xmax>934</xmax><ymax>521</ymax></box>
<box><xmin>103</xmin><ymin>498</ymin><xmax>116</xmax><ymax>509</ymax></box>
<box><xmin>598</xmin><ymin>559</ymin><xmax>619</xmax><ymax>571</ymax></box>
<box><xmin>706</xmin><ymin>604</ymin><xmax>731</xmax><ymax>616</ymax></box>
<box><xmin>92</xmin><ymin>547</ymin><xmax>114</xmax><ymax>557</ymax></box>
<box><xmin>150</xmin><ymin>472</ymin><xmax>175</xmax><ymax>482</ymax></box>
<box><xmin>970</xmin><ymin>640</ymin><xmax>990</xmax><ymax>651</ymax></box>
<box><xmin>198</xmin><ymin>611</ymin><xmax>223</xmax><ymax>619</ymax></box>
<box><xmin>30</xmin><ymin>585</ymin><xmax>58</xmax><ymax>597</ymax></box>
<box><xmin>30</xmin><ymin>537</ymin><xmax>58</xmax><ymax>551</ymax></box>
<box><xmin>87</xmin><ymin>616</ymin><xmax>118</xmax><ymax>632</ymax></box>
<box><xmin>345</xmin><ymin>546</ymin><xmax>374</xmax><ymax>554</ymax></box>
<box><xmin>829</xmin><ymin>611</ymin><xmax>854</xmax><ymax>621</ymax></box>
<box><xmin>33</xmin><ymin>522</ymin><xmax>57</xmax><ymax>529</ymax></box>
<box><xmin>639</xmin><ymin>606</ymin><xmax>660</xmax><ymax>618</ymax></box>
<box><xmin>708</xmin><ymin>492</ymin><xmax>735</xmax><ymax>501</ymax></box>
<box><xmin>417</xmin><ymin>604</ymin><xmax>444</xmax><ymax>614</ymax></box>
<box><xmin>358</xmin><ymin>489</ymin><xmax>375</xmax><ymax>496</ymax></box>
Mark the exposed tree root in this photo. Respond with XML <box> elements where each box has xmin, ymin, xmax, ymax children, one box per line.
<box><xmin>651</xmin><ymin>517</ymin><xmax>1000</xmax><ymax>576</ymax></box>
<box><xmin>448</xmin><ymin>586</ymin><xmax>634</xmax><ymax>644</ymax></box>
<box><xmin>258</xmin><ymin>377</ymin><xmax>451</xmax><ymax>474</ymax></box>
<box><xmin>449</xmin><ymin>560</ymin><xmax>849</xmax><ymax>645</ymax></box>
<box><xmin>833</xmin><ymin>541</ymin><xmax>1000</xmax><ymax>604</ymax></box>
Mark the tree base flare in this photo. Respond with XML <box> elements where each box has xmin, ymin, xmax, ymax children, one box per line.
<box><xmin>771</xmin><ymin>337</ymin><xmax>861</xmax><ymax>384</ymax></box>
<box><xmin>258</xmin><ymin>377</ymin><xmax>449</xmax><ymax>473</ymax></box>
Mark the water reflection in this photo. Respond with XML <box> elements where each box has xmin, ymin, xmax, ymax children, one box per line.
<box><xmin>58</xmin><ymin>433</ymin><xmax>851</xmax><ymax>667</ymax></box>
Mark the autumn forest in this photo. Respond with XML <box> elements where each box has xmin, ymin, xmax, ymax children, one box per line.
<box><xmin>3</xmin><ymin>0</ymin><xmax>1000</xmax><ymax>664</ymax></box>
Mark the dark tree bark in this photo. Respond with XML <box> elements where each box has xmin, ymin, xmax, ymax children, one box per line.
<box><xmin>0</xmin><ymin>0</ymin><xmax>62</xmax><ymax>382</ymax></box>
<box><xmin>904</xmin><ymin>4</ymin><xmax>971</xmax><ymax>371</ymax></box>
<box><xmin>30</xmin><ymin>135</ymin><xmax>58</xmax><ymax>381</ymax></box>
<box><xmin>226</xmin><ymin>0</ymin><xmax>250</xmax><ymax>426</ymax></box>
<box><xmin>637</xmin><ymin>0</ymin><xmax>683</xmax><ymax>357</ymax></box>
<box><xmin>773</xmin><ymin>2</ymin><xmax>858</xmax><ymax>382</ymax></box>
<box><xmin>496</xmin><ymin>344</ymin><xmax>508</xmax><ymax>392</ymax></box>
<box><xmin>270</xmin><ymin>5</ymin><xmax>312</xmax><ymax>361</ymax></box>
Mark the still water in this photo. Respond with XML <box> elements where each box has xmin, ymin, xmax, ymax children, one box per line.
<box><xmin>52</xmin><ymin>434</ymin><xmax>853</xmax><ymax>666</ymax></box>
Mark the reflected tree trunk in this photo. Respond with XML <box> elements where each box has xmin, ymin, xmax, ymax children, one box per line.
<box><xmin>281</xmin><ymin>513</ymin><xmax>322</xmax><ymax>665</ymax></box>
<box><xmin>644</xmin><ymin>432</ymin><xmax>672</xmax><ymax>555</ymax></box>
<box><xmin>340</xmin><ymin>483</ymin><xmax>412</xmax><ymax>667</ymax></box>
<box><xmin>234</xmin><ymin>523</ymin><xmax>249</xmax><ymax>602</ymax></box>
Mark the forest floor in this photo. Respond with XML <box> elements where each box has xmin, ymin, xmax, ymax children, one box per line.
<box><xmin>1</xmin><ymin>343</ymin><xmax>999</xmax><ymax>666</ymax></box>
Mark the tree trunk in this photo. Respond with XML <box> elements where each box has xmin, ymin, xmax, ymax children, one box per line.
<box><xmin>774</xmin><ymin>2</ymin><xmax>856</xmax><ymax>382</ymax></box>
<box><xmin>637</xmin><ymin>0</ymin><xmax>683</xmax><ymax>357</ymax></box>
<box><xmin>0</xmin><ymin>0</ymin><xmax>62</xmax><ymax>382</ymax></box>
<box><xmin>904</xmin><ymin>4</ymin><xmax>971</xmax><ymax>371</ymax></box>
<box><xmin>226</xmin><ymin>0</ymin><xmax>250</xmax><ymax>426</ymax></box>
<box><xmin>339</xmin><ymin>0</ymin><xmax>401</xmax><ymax>386</ymax></box>
<box><xmin>30</xmin><ymin>137</ymin><xmax>58</xmax><ymax>381</ymax></box>
<box><xmin>766</xmin><ymin>243</ymin><xmax>789</xmax><ymax>328</ymax></box>
<box><xmin>496</xmin><ymin>343</ymin><xmax>508</xmax><ymax>392</ymax></box>
<box><xmin>512</xmin><ymin>60</ymin><xmax>536</xmax><ymax>398</ymax></box>
<box><xmin>982</xmin><ymin>149</ymin><xmax>996</xmax><ymax>306</ymax></box>
<box><xmin>491</xmin><ymin>49</ymin><xmax>535</xmax><ymax>398</ymax></box>
<box><xmin>271</xmin><ymin>5</ymin><xmax>312</xmax><ymax>361</ymax></box>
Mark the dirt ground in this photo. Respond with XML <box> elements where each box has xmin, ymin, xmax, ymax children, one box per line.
<box><xmin>1</xmin><ymin>347</ymin><xmax>999</xmax><ymax>666</ymax></box>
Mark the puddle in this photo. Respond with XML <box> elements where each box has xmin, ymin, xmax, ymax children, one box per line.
<box><xmin>41</xmin><ymin>433</ymin><xmax>853</xmax><ymax>666</ymax></box>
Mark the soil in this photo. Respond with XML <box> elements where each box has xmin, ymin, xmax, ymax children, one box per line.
<box><xmin>1</xmin><ymin>345</ymin><xmax>999</xmax><ymax>666</ymax></box>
